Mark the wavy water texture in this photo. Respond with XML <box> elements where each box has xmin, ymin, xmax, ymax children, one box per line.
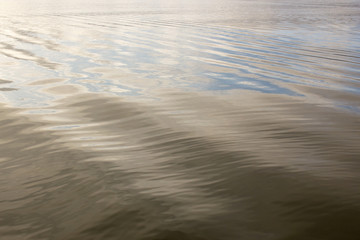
<box><xmin>0</xmin><ymin>0</ymin><xmax>360</xmax><ymax>239</ymax></box>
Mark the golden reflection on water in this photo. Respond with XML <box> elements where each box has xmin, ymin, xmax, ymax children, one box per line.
<box><xmin>0</xmin><ymin>90</ymin><xmax>359</xmax><ymax>239</ymax></box>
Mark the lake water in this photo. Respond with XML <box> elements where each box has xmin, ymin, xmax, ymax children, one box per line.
<box><xmin>1</xmin><ymin>0</ymin><xmax>360</xmax><ymax>239</ymax></box>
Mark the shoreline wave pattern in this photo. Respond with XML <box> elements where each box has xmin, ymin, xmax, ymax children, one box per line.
<box><xmin>0</xmin><ymin>0</ymin><xmax>360</xmax><ymax>239</ymax></box>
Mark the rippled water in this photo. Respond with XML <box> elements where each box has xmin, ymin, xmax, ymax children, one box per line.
<box><xmin>1</xmin><ymin>0</ymin><xmax>360</xmax><ymax>239</ymax></box>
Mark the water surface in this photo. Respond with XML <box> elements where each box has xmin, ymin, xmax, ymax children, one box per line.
<box><xmin>0</xmin><ymin>0</ymin><xmax>360</xmax><ymax>239</ymax></box>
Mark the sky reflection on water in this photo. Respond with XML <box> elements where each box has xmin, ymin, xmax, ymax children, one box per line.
<box><xmin>1</xmin><ymin>0</ymin><xmax>360</xmax><ymax>109</ymax></box>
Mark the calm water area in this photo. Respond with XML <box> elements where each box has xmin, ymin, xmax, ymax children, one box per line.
<box><xmin>0</xmin><ymin>0</ymin><xmax>360</xmax><ymax>239</ymax></box>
